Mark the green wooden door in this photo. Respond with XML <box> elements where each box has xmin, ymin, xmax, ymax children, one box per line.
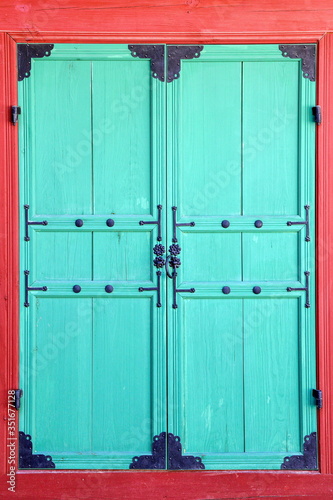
<box><xmin>19</xmin><ymin>44</ymin><xmax>317</xmax><ymax>470</ymax></box>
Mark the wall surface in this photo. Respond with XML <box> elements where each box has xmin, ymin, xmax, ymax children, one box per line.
<box><xmin>1</xmin><ymin>1</ymin><xmax>333</xmax><ymax>498</ymax></box>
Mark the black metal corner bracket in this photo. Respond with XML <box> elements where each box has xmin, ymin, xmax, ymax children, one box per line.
<box><xmin>19</xmin><ymin>431</ymin><xmax>55</xmax><ymax>469</ymax></box>
<box><xmin>18</xmin><ymin>44</ymin><xmax>54</xmax><ymax>81</ymax></box>
<box><xmin>168</xmin><ymin>433</ymin><xmax>205</xmax><ymax>469</ymax></box>
<box><xmin>167</xmin><ymin>45</ymin><xmax>203</xmax><ymax>82</ymax></box>
<box><xmin>129</xmin><ymin>432</ymin><xmax>205</xmax><ymax>469</ymax></box>
<box><xmin>130</xmin><ymin>432</ymin><xmax>166</xmax><ymax>469</ymax></box>
<box><xmin>279</xmin><ymin>45</ymin><xmax>316</xmax><ymax>82</ymax></box>
<box><xmin>128</xmin><ymin>45</ymin><xmax>165</xmax><ymax>82</ymax></box>
<box><xmin>281</xmin><ymin>432</ymin><xmax>317</xmax><ymax>470</ymax></box>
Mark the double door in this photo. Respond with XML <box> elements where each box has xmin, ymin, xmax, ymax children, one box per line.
<box><xmin>19</xmin><ymin>43</ymin><xmax>317</xmax><ymax>470</ymax></box>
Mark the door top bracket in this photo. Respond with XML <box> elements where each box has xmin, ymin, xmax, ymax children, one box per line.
<box><xmin>18</xmin><ymin>44</ymin><xmax>54</xmax><ymax>81</ymax></box>
<box><xmin>279</xmin><ymin>44</ymin><xmax>316</xmax><ymax>81</ymax></box>
<box><xmin>128</xmin><ymin>45</ymin><xmax>204</xmax><ymax>83</ymax></box>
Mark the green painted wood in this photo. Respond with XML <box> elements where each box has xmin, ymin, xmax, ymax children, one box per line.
<box><xmin>19</xmin><ymin>44</ymin><xmax>166</xmax><ymax>470</ymax></box>
<box><xmin>20</xmin><ymin>43</ymin><xmax>316</xmax><ymax>471</ymax></box>
<box><xmin>167</xmin><ymin>44</ymin><xmax>316</xmax><ymax>470</ymax></box>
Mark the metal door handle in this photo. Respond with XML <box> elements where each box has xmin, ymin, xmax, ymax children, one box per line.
<box><xmin>165</xmin><ymin>255</ymin><xmax>174</xmax><ymax>279</ymax></box>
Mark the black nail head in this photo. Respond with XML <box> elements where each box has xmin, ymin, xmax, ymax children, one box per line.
<box><xmin>106</xmin><ymin>219</ymin><xmax>115</xmax><ymax>227</ymax></box>
<box><xmin>253</xmin><ymin>286</ymin><xmax>261</xmax><ymax>294</ymax></box>
<box><xmin>73</xmin><ymin>285</ymin><xmax>81</xmax><ymax>293</ymax></box>
<box><xmin>254</xmin><ymin>220</ymin><xmax>263</xmax><ymax>228</ymax></box>
<box><xmin>75</xmin><ymin>219</ymin><xmax>83</xmax><ymax>227</ymax></box>
<box><xmin>105</xmin><ymin>285</ymin><xmax>114</xmax><ymax>293</ymax></box>
<box><xmin>222</xmin><ymin>286</ymin><xmax>231</xmax><ymax>294</ymax></box>
<box><xmin>221</xmin><ymin>220</ymin><xmax>230</xmax><ymax>228</ymax></box>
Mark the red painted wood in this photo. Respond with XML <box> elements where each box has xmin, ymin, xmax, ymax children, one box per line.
<box><xmin>0</xmin><ymin>1</ymin><xmax>333</xmax><ymax>497</ymax></box>
<box><xmin>317</xmin><ymin>32</ymin><xmax>333</xmax><ymax>477</ymax></box>
<box><xmin>1</xmin><ymin>0</ymin><xmax>333</xmax><ymax>34</ymax></box>
<box><xmin>0</xmin><ymin>32</ymin><xmax>19</xmax><ymax>482</ymax></box>
<box><xmin>5</xmin><ymin>471</ymin><xmax>333</xmax><ymax>499</ymax></box>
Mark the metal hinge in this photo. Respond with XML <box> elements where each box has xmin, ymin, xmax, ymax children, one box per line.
<box><xmin>11</xmin><ymin>106</ymin><xmax>21</xmax><ymax>124</ymax></box>
<box><xmin>14</xmin><ymin>389</ymin><xmax>23</xmax><ymax>410</ymax></box>
<box><xmin>312</xmin><ymin>389</ymin><xmax>323</xmax><ymax>409</ymax></box>
<box><xmin>312</xmin><ymin>105</ymin><xmax>321</xmax><ymax>124</ymax></box>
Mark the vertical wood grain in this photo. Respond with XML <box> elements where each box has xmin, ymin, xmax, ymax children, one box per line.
<box><xmin>0</xmin><ymin>33</ymin><xmax>19</xmax><ymax>477</ymax></box>
<box><xmin>317</xmin><ymin>33</ymin><xmax>333</xmax><ymax>475</ymax></box>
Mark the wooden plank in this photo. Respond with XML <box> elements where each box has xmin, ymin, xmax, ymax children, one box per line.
<box><xmin>1</xmin><ymin>0</ymin><xmax>333</xmax><ymax>34</ymax></box>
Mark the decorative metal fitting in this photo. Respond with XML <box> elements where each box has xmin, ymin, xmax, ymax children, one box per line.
<box><xmin>221</xmin><ymin>220</ymin><xmax>230</xmax><ymax>228</ymax></box>
<box><xmin>24</xmin><ymin>205</ymin><xmax>48</xmax><ymax>241</ymax></box>
<box><xmin>279</xmin><ymin>44</ymin><xmax>316</xmax><ymax>82</ymax></box>
<box><xmin>169</xmin><ymin>244</ymin><xmax>181</xmax><ymax>256</ymax></box>
<box><xmin>153</xmin><ymin>256</ymin><xmax>166</xmax><ymax>268</ymax></box>
<box><xmin>153</xmin><ymin>244</ymin><xmax>165</xmax><ymax>256</ymax></box>
<box><xmin>18</xmin><ymin>44</ymin><xmax>54</xmax><ymax>81</ymax></box>
<box><xmin>172</xmin><ymin>206</ymin><xmax>195</xmax><ymax>243</ymax></box>
<box><xmin>281</xmin><ymin>432</ymin><xmax>317</xmax><ymax>470</ymax></box>
<box><xmin>129</xmin><ymin>432</ymin><xmax>205</xmax><ymax>469</ymax></box>
<box><xmin>287</xmin><ymin>205</ymin><xmax>310</xmax><ymax>242</ymax></box>
<box><xmin>167</xmin><ymin>46</ymin><xmax>204</xmax><ymax>82</ymax></box>
<box><xmin>139</xmin><ymin>205</ymin><xmax>162</xmax><ymax>241</ymax></box>
<box><xmin>73</xmin><ymin>285</ymin><xmax>81</xmax><ymax>293</ymax></box>
<box><xmin>254</xmin><ymin>220</ymin><xmax>263</xmax><ymax>228</ymax></box>
<box><xmin>105</xmin><ymin>285</ymin><xmax>114</xmax><ymax>293</ymax></box>
<box><xmin>128</xmin><ymin>45</ymin><xmax>165</xmax><ymax>82</ymax></box>
<box><xmin>222</xmin><ymin>286</ymin><xmax>231</xmax><ymax>294</ymax></box>
<box><xmin>75</xmin><ymin>219</ymin><xmax>83</xmax><ymax>227</ymax></box>
<box><xmin>139</xmin><ymin>271</ymin><xmax>162</xmax><ymax>308</ymax></box>
<box><xmin>24</xmin><ymin>270</ymin><xmax>47</xmax><ymax>307</ymax></box>
<box><xmin>287</xmin><ymin>271</ymin><xmax>310</xmax><ymax>308</ymax></box>
<box><xmin>19</xmin><ymin>432</ymin><xmax>55</xmax><ymax>469</ymax></box>
<box><xmin>106</xmin><ymin>218</ymin><xmax>115</xmax><ymax>227</ymax></box>
<box><xmin>169</xmin><ymin>256</ymin><xmax>181</xmax><ymax>269</ymax></box>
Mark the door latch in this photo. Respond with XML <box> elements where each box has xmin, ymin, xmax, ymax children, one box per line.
<box><xmin>11</xmin><ymin>106</ymin><xmax>21</xmax><ymax>124</ymax></box>
<box><xmin>14</xmin><ymin>389</ymin><xmax>23</xmax><ymax>410</ymax></box>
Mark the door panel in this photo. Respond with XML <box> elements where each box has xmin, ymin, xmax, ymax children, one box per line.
<box><xmin>20</xmin><ymin>43</ymin><xmax>316</xmax><ymax>471</ymax></box>
<box><xmin>167</xmin><ymin>44</ymin><xmax>316</xmax><ymax>470</ymax></box>
<box><xmin>19</xmin><ymin>44</ymin><xmax>166</xmax><ymax>469</ymax></box>
<box><xmin>242</xmin><ymin>61</ymin><xmax>299</xmax><ymax>215</ymax></box>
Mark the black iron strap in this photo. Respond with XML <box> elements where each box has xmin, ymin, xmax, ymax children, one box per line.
<box><xmin>172</xmin><ymin>206</ymin><xmax>195</xmax><ymax>243</ymax></box>
<box><xmin>24</xmin><ymin>270</ymin><xmax>47</xmax><ymax>307</ymax></box>
<box><xmin>24</xmin><ymin>205</ymin><xmax>48</xmax><ymax>241</ymax></box>
<box><xmin>139</xmin><ymin>271</ymin><xmax>162</xmax><ymax>308</ymax></box>
<box><xmin>287</xmin><ymin>205</ymin><xmax>310</xmax><ymax>242</ymax></box>
<box><xmin>287</xmin><ymin>271</ymin><xmax>310</xmax><ymax>308</ymax></box>
<box><xmin>139</xmin><ymin>205</ymin><xmax>162</xmax><ymax>241</ymax></box>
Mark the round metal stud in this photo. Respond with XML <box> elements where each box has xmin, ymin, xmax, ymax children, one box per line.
<box><xmin>221</xmin><ymin>220</ymin><xmax>230</xmax><ymax>228</ymax></box>
<box><xmin>75</xmin><ymin>219</ymin><xmax>83</xmax><ymax>227</ymax></box>
<box><xmin>253</xmin><ymin>286</ymin><xmax>261</xmax><ymax>294</ymax></box>
<box><xmin>254</xmin><ymin>220</ymin><xmax>263</xmax><ymax>228</ymax></box>
<box><xmin>106</xmin><ymin>219</ymin><xmax>115</xmax><ymax>227</ymax></box>
<box><xmin>222</xmin><ymin>286</ymin><xmax>231</xmax><ymax>294</ymax></box>
<box><xmin>105</xmin><ymin>285</ymin><xmax>114</xmax><ymax>293</ymax></box>
<box><xmin>73</xmin><ymin>285</ymin><xmax>81</xmax><ymax>293</ymax></box>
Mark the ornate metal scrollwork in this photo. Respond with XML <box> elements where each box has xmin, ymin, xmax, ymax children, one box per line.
<box><xmin>281</xmin><ymin>432</ymin><xmax>317</xmax><ymax>470</ymax></box>
<box><xmin>279</xmin><ymin>45</ymin><xmax>316</xmax><ymax>81</ymax></box>
<box><xmin>19</xmin><ymin>432</ymin><xmax>55</xmax><ymax>469</ymax></box>
<box><xmin>18</xmin><ymin>44</ymin><xmax>54</xmax><ymax>81</ymax></box>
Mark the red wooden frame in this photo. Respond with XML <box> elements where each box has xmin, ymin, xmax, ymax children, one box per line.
<box><xmin>1</xmin><ymin>2</ymin><xmax>333</xmax><ymax>498</ymax></box>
